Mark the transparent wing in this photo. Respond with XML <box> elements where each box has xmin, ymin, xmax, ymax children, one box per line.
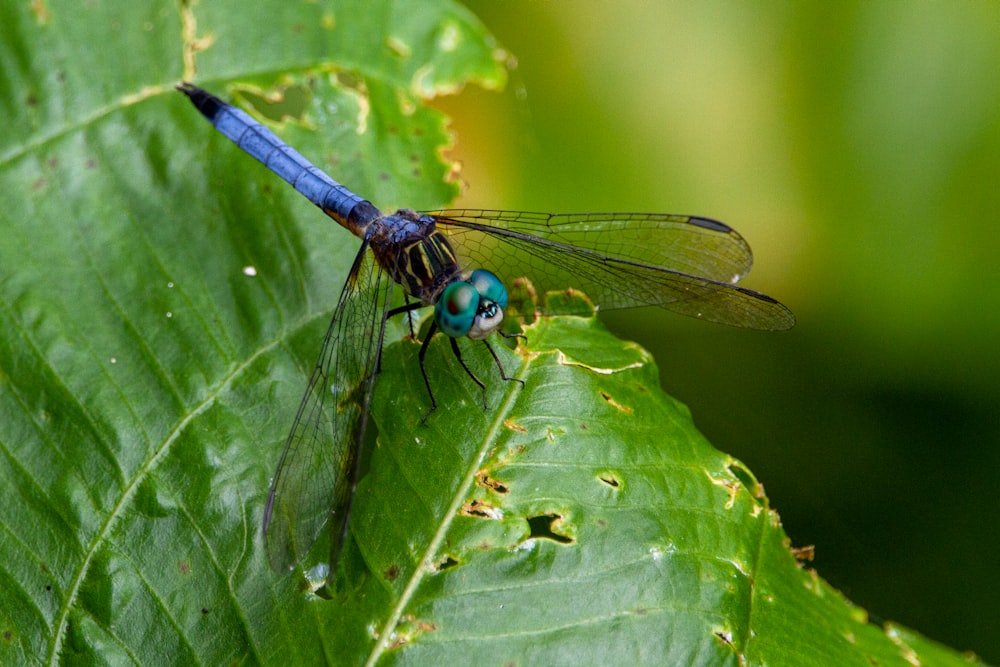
<box><xmin>262</xmin><ymin>242</ymin><xmax>396</xmax><ymax>573</ymax></box>
<box><xmin>429</xmin><ymin>210</ymin><xmax>794</xmax><ymax>330</ymax></box>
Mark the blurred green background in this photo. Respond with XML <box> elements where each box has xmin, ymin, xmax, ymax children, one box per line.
<box><xmin>439</xmin><ymin>2</ymin><xmax>1000</xmax><ymax>662</ymax></box>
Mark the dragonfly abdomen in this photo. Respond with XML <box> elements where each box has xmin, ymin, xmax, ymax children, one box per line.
<box><xmin>177</xmin><ymin>83</ymin><xmax>373</xmax><ymax>235</ymax></box>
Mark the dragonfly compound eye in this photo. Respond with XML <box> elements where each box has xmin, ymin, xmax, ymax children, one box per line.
<box><xmin>469</xmin><ymin>269</ymin><xmax>508</xmax><ymax>309</ymax></box>
<box><xmin>436</xmin><ymin>281</ymin><xmax>480</xmax><ymax>337</ymax></box>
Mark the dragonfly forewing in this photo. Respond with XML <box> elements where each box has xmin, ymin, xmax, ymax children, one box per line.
<box><xmin>433</xmin><ymin>211</ymin><xmax>754</xmax><ymax>284</ymax></box>
<box><xmin>431</xmin><ymin>211</ymin><xmax>794</xmax><ymax>330</ymax></box>
<box><xmin>263</xmin><ymin>243</ymin><xmax>397</xmax><ymax>572</ymax></box>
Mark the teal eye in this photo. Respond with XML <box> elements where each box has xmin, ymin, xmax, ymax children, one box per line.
<box><xmin>435</xmin><ymin>282</ymin><xmax>479</xmax><ymax>337</ymax></box>
<box><xmin>469</xmin><ymin>269</ymin><xmax>507</xmax><ymax>309</ymax></box>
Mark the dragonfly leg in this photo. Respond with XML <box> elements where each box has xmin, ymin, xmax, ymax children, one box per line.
<box><xmin>387</xmin><ymin>300</ymin><xmax>423</xmax><ymax>339</ymax></box>
<box><xmin>482</xmin><ymin>339</ymin><xmax>525</xmax><ymax>388</ymax></box>
<box><xmin>404</xmin><ymin>296</ymin><xmax>416</xmax><ymax>337</ymax></box>
<box><xmin>450</xmin><ymin>337</ymin><xmax>489</xmax><ymax>410</ymax></box>
<box><xmin>418</xmin><ymin>323</ymin><xmax>522</xmax><ymax>421</ymax></box>
<box><xmin>385</xmin><ymin>299</ymin><xmax>425</xmax><ymax>375</ymax></box>
<box><xmin>498</xmin><ymin>329</ymin><xmax>527</xmax><ymax>345</ymax></box>
<box><xmin>418</xmin><ymin>322</ymin><xmax>440</xmax><ymax>423</ymax></box>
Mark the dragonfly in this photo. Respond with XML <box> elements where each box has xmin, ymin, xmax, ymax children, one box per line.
<box><xmin>178</xmin><ymin>83</ymin><xmax>795</xmax><ymax>574</ymax></box>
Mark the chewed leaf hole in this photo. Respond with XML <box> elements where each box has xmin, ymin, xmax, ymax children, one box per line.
<box><xmin>713</xmin><ymin>628</ymin><xmax>736</xmax><ymax>651</ymax></box>
<box><xmin>460</xmin><ymin>499</ymin><xmax>503</xmax><ymax>520</ymax></box>
<box><xmin>527</xmin><ymin>514</ymin><xmax>574</xmax><ymax>544</ymax></box>
<box><xmin>598</xmin><ymin>473</ymin><xmax>621</xmax><ymax>489</ymax></box>
<box><xmin>725</xmin><ymin>459</ymin><xmax>763</xmax><ymax>499</ymax></box>
<box><xmin>433</xmin><ymin>555</ymin><xmax>460</xmax><ymax>572</ymax></box>
<box><xmin>599</xmin><ymin>391</ymin><xmax>632</xmax><ymax>414</ymax></box>
<box><xmin>477</xmin><ymin>472</ymin><xmax>509</xmax><ymax>494</ymax></box>
<box><xmin>237</xmin><ymin>84</ymin><xmax>311</xmax><ymax>122</ymax></box>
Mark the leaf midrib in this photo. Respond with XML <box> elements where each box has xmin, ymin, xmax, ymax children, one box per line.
<box><xmin>365</xmin><ymin>343</ymin><xmax>531</xmax><ymax>665</ymax></box>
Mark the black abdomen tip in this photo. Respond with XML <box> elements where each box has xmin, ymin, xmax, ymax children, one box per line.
<box><xmin>176</xmin><ymin>82</ymin><xmax>224</xmax><ymax>121</ymax></box>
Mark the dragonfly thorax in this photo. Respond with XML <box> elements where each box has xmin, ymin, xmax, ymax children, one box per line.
<box><xmin>366</xmin><ymin>211</ymin><xmax>509</xmax><ymax>340</ymax></box>
<box><xmin>368</xmin><ymin>210</ymin><xmax>462</xmax><ymax>305</ymax></box>
<box><xmin>435</xmin><ymin>269</ymin><xmax>508</xmax><ymax>340</ymax></box>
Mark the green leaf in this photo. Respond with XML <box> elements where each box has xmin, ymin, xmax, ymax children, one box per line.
<box><xmin>321</xmin><ymin>310</ymin><xmax>979</xmax><ymax>665</ymax></box>
<box><xmin>0</xmin><ymin>0</ymin><xmax>983</xmax><ymax>665</ymax></box>
<box><xmin>0</xmin><ymin>0</ymin><xmax>502</xmax><ymax>664</ymax></box>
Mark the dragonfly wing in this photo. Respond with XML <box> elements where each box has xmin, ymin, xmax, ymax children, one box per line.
<box><xmin>431</xmin><ymin>210</ymin><xmax>754</xmax><ymax>284</ymax></box>
<box><xmin>263</xmin><ymin>242</ymin><xmax>396</xmax><ymax>573</ymax></box>
<box><xmin>432</xmin><ymin>210</ymin><xmax>794</xmax><ymax>331</ymax></box>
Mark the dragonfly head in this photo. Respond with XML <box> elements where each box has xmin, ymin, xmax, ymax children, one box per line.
<box><xmin>435</xmin><ymin>269</ymin><xmax>508</xmax><ymax>340</ymax></box>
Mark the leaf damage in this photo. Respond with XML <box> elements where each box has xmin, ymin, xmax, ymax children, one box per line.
<box><xmin>597</xmin><ymin>473</ymin><xmax>621</xmax><ymax>489</ymax></box>
<box><xmin>460</xmin><ymin>499</ymin><xmax>503</xmax><ymax>520</ymax></box>
<box><xmin>525</xmin><ymin>514</ymin><xmax>573</xmax><ymax>545</ymax></box>
<box><xmin>556</xmin><ymin>350</ymin><xmax>643</xmax><ymax>375</ymax></box>
<box><xmin>599</xmin><ymin>390</ymin><xmax>632</xmax><ymax>414</ymax></box>
<box><xmin>432</xmin><ymin>555</ymin><xmax>459</xmax><ymax>572</ymax></box>
<box><xmin>476</xmin><ymin>472</ymin><xmax>509</xmax><ymax>494</ymax></box>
